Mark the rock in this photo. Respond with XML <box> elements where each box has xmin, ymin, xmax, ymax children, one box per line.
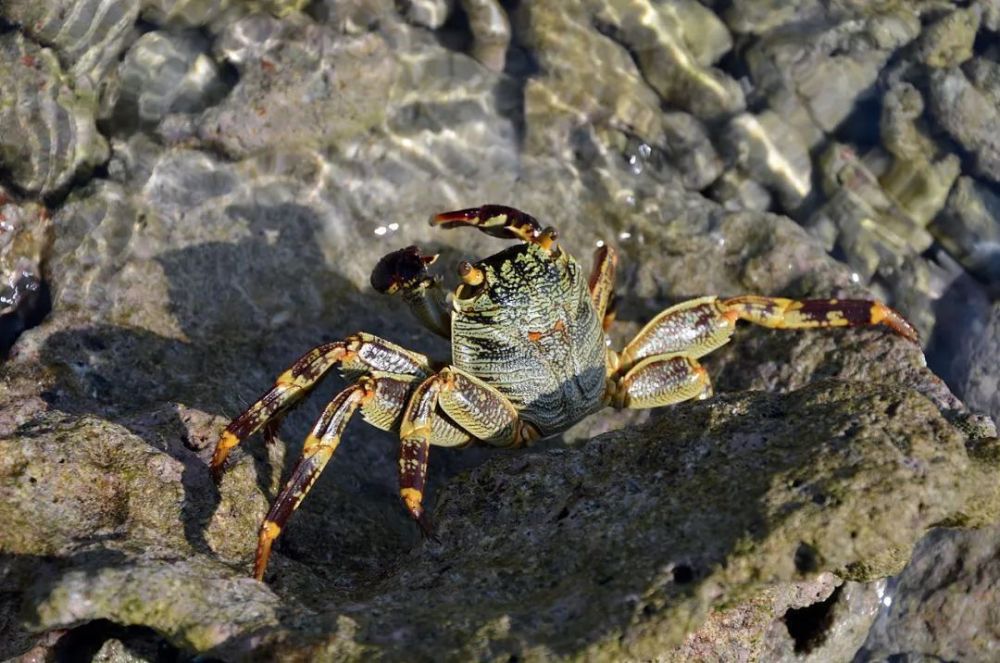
<box><xmin>858</xmin><ymin>524</ymin><xmax>1000</xmax><ymax>660</ymax></box>
<box><xmin>952</xmin><ymin>302</ymin><xmax>1000</xmax><ymax>424</ymax></box>
<box><xmin>928</xmin><ymin>66</ymin><xmax>1000</xmax><ymax>185</ymax></box>
<box><xmin>595</xmin><ymin>0</ymin><xmax>745</xmax><ymax>119</ymax></box>
<box><xmin>914</xmin><ymin>5</ymin><xmax>980</xmax><ymax>68</ymax></box>
<box><xmin>809</xmin><ymin>143</ymin><xmax>934</xmax><ymax>283</ymax></box>
<box><xmin>660</xmin><ymin>112</ymin><xmax>724</xmax><ymax>191</ymax></box>
<box><xmin>114</xmin><ymin>30</ymin><xmax>230</xmax><ymax>132</ymax></box>
<box><xmin>213</xmin><ymin>381</ymin><xmax>999</xmax><ymax>659</ymax></box>
<box><xmin>709</xmin><ymin>169</ymin><xmax>773</xmax><ymax>212</ymax></box>
<box><xmin>878</xmin><ymin>81</ymin><xmax>960</xmax><ymax>228</ymax></box>
<box><xmin>720</xmin><ymin>111</ymin><xmax>812</xmax><ymax>210</ymax></box>
<box><xmin>745</xmin><ymin>12</ymin><xmax>917</xmax><ymax>140</ymax></box>
<box><xmin>0</xmin><ymin>189</ymin><xmax>51</xmax><ymax>358</ymax></box>
<box><xmin>196</xmin><ymin>16</ymin><xmax>398</xmax><ymax>158</ymax></box>
<box><xmin>461</xmin><ymin>0</ymin><xmax>512</xmax><ymax>73</ymax></box>
<box><xmin>139</xmin><ymin>0</ymin><xmax>308</xmax><ymax>31</ymax></box>
<box><xmin>0</xmin><ymin>33</ymin><xmax>109</xmax><ymax>196</ymax></box>
<box><xmin>0</xmin><ymin>0</ymin><xmax>140</xmax><ymax>111</ymax></box>
<box><xmin>930</xmin><ymin>176</ymin><xmax>1000</xmax><ymax>288</ymax></box>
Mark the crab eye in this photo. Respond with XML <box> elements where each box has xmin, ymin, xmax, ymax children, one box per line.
<box><xmin>457</xmin><ymin>260</ymin><xmax>485</xmax><ymax>286</ymax></box>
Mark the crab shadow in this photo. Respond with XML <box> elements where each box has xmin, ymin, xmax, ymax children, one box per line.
<box><xmin>38</xmin><ymin>202</ymin><xmax>487</xmax><ymax>579</ymax></box>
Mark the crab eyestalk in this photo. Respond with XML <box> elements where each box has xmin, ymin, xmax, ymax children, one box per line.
<box><xmin>457</xmin><ymin>260</ymin><xmax>485</xmax><ymax>286</ymax></box>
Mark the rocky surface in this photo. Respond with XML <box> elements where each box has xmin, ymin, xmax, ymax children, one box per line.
<box><xmin>1</xmin><ymin>0</ymin><xmax>999</xmax><ymax>659</ymax></box>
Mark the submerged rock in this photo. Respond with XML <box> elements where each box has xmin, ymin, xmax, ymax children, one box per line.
<box><xmin>0</xmin><ymin>33</ymin><xmax>109</xmax><ymax>197</ymax></box>
<box><xmin>928</xmin><ymin>65</ymin><xmax>1000</xmax><ymax>185</ymax></box>
<box><xmin>0</xmin><ymin>189</ymin><xmax>51</xmax><ymax>358</ymax></box>
<box><xmin>931</xmin><ymin>176</ymin><xmax>1000</xmax><ymax>288</ymax></box>
<box><xmin>115</xmin><ymin>30</ymin><xmax>230</xmax><ymax>132</ymax></box>
<box><xmin>0</xmin><ymin>0</ymin><xmax>139</xmax><ymax>110</ymax></box>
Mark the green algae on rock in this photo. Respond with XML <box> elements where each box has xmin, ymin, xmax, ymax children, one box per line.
<box><xmin>208</xmin><ymin>381</ymin><xmax>1000</xmax><ymax>659</ymax></box>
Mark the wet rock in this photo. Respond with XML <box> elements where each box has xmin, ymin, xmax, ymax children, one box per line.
<box><xmin>720</xmin><ymin>111</ymin><xmax>812</xmax><ymax>210</ymax></box>
<box><xmin>461</xmin><ymin>0</ymin><xmax>511</xmax><ymax>73</ymax></box>
<box><xmin>914</xmin><ymin>5</ymin><xmax>980</xmax><ymax>68</ymax></box>
<box><xmin>858</xmin><ymin>523</ymin><xmax>1000</xmax><ymax>661</ymax></box>
<box><xmin>878</xmin><ymin>82</ymin><xmax>960</xmax><ymax>227</ymax></box>
<box><xmin>114</xmin><ymin>30</ymin><xmax>230</xmax><ymax>132</ymax></box>
<box><xmin>0</xmin><ymin>33</ymin><xmax>109</xmax><ymax>197</ymax></box>
<box><xmin>745</xmin><ymin>10</ymin><xmax>919</xmax><ymax>145</ymax></box>
<box><xmin>515</xmin><ymin>2</ymin><xmax>666</xmax><ymax>154</ymax></box>
<box><xmin>709</xmin><ymin>169</ymin><xmax>773</xmax><ymax>212</ymax></box>
<box><xmin>660</xmin><ymin>112</ymin><xmax>724</xmax><ymax>191</ymax></box>
<box><xmin>724</xmin><ymin>0</ymin><xmax>822</xmax><ymax>36</ymax></box>
<box><xmin>931</xmin><ymin>176</ymin><xmax>1000</xmax><ymax>288</ymax></box>
<box><xmin>595</xmin><ymin>0</ymin><xmax>745</xmax><ymax>119</ymax></box>
<box><xmin>196</xmin><ymin>16</ymin><xmax>397</xmax><ymax>158</ymax></box>
<box><xmin>139</xmin><ymin>0</ymin><xmax>308</xmax><ymax>31</ymax></box>
<box><xmin>952</xmin><ymin>302</ymin><xmax>1000</xmax><ymax>424</ymax></box>
<box><xmin>0</xmin><ymin>0</ymin><xmax>139</xmax><ymax>110</ymax></box>
<box><xmin>0</xmin><ymin>189</ymin><xmax>51</xmax><ymax>357</ymax></box>
<box><xmin>308</xmin><ymin>0</ymin><xmax>395</xmax><ymax>33</ymax></box>
<box><xmin>396</xmin><ymin>0</ymin><xmax>451</xmax><ymax>29</ymax></box>
<box><xmin>928</xmin><ymin>66</ymin><xmax>1000</xmax><ymax>184</ymax></box>
<box><xmin>809</xmin><ymin>143</ymin><xmax>934</xmax><ymax>283</ymax></box>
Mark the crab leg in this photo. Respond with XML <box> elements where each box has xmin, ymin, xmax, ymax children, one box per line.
<box><xmin>396</xmin><ymin>366</ymin><xmax>531</xmax><ymax>526</ymax></box>
<box><xmin>211</xmin><ymin>333</ymin><xmax>432</xmax><ymax>481</ymax></box>
<box><xmin>618</xmin><ymin>295</ymin><xmax>918</xmax><ymax>372</ymax></box>
<box><xmin>609</xmin><ymin>354</ymin><xmax>712</xmax><ymax>410</ymax></box>
<box><xmin>588</xmin><ymin>244</ymin><xmax>618</xmax><ymax>330</ymax></box>
<box><xmin>253</xmin><ymin>381</ymin><xmax>371</xmax><ymax>580</ymax></box>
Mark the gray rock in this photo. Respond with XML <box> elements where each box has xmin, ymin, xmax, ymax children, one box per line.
<box><xmin>196</xmin><ymin>16</ymin><xmax>398</xmax><ymax>158</ymax></box>
<box><xmin>931</xmin><ymin>176</ymin><xmax>1000</xmax><ymax>288</ymax></box>
<box><xmin>928</xmin><ymin>66</ymin><xmax>1000</xmax><ymax>184</ymax></box>
<box><xmin>0</xmin><ymin>33</ymin><xmax>109</xmax><ymax>196</ymax></box>
<box><xmin>139</xmin><ymin>0</ymin><xmax>308</xmax><ymax>31</ymax></box>
<box><xmin>595</xmin><ymin>1</ymin><xmax>745</xmax><ymax>119</ymax></box>
<box><xmin>115</xmin><ymin>30</ymin><xmax>230</xmax><ymax>131</ymax></box>
<box><xmin>0</xmin><ymin>0</ymin><xmax>140</xmax><ymax>112</ymax></box>
<box><xmin>720</xmin><ymin>111</ymin><xmax>813</xmax><ymax>210</ymax></box>
<box><xmin>953</xmin><ymin>302</ymin><xmax>1000</xmax><ymax>424</ymax></box>
<box><xmin>858</xmin><ymin>523</ymin><xmax>1000</xmax><ymax>661</ymax></box>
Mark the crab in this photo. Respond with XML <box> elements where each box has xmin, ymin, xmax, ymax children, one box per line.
<box><xmin>210</xmin><ymin>204</ymin><xmax>919</xmax><ymax>580</ymax></box>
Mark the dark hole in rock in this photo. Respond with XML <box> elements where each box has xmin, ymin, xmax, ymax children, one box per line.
<box><xmin>794</xmin><ymin>542</ymin><xmax>820</xmax><ymax>573</ymax></box>
<box><xmin>783</xmin><ymin>584</ymin><xmax>843</xmax><ymax>654</ymax></box>
<box><xmin>0</xmin><ymin>277</ymin><xmax>51</xmax><ymax>360</ymax></box>
<box><xmin>51</xmin><ymin>619</ymin><xmax>188</xmax><ymax>663</ymax></box>
<box><xmin>672</xmin><ymin>564</ymin><xmax>695</xmax><ymax>584</ymax></box>
<box><xmin>556</xmin><ymin>505</ymin><xmax>570</xmax><ymax>520</ymax></box>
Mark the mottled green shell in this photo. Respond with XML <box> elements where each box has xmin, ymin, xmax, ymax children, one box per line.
<box><xmin>451</xmin><ymin>243</ymin><xmax>606</xmax><ymax>436</ymax></box>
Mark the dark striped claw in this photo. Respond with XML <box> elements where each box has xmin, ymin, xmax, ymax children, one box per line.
<box><xmin>432</xmin><ymin>205</ymin><xmax>543</xmax><ymax>243</ymax></box>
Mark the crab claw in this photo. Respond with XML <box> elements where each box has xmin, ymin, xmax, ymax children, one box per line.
<box><xmin>370</xmin><ymin>246</ymin><xmax>438</xmax><ymax>295</ymax></box>
<box><xmin>432</xmin><ymin>205</ymin><xmax>543</xmax><ymax>242</ymax></box>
